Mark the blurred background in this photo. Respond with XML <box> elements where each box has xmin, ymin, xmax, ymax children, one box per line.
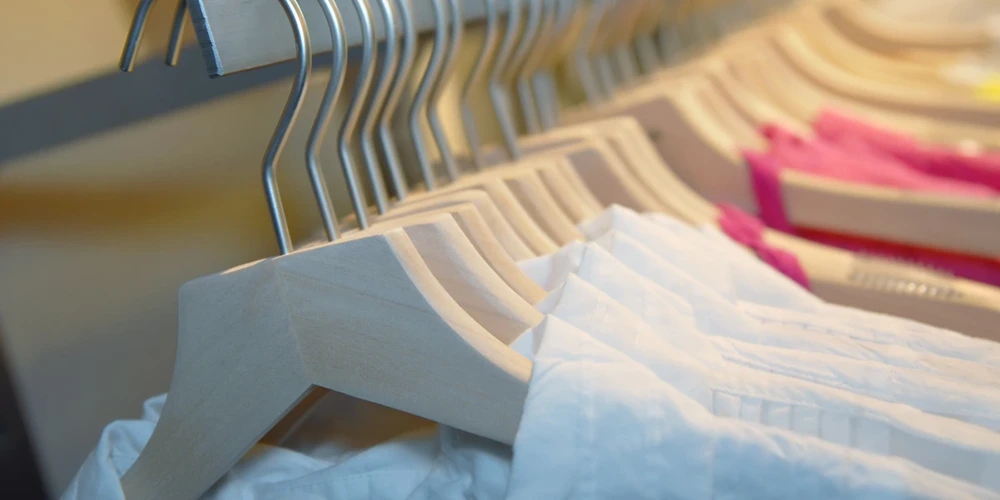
<box><xmin>1</xmin><ymin>1</ymin><xmax>997</xmax><ymax>498</ymax></box>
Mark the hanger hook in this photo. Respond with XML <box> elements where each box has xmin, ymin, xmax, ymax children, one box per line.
<box><xmin>574</xmin><ymin>0</ymin><xmax>608</xmax><ymax>104</ymax></box>
<box><xmin>427</xmin><ymin>0</ymin><xmax>463</xmax><ymax>182</ymax></box>
<box><xmin>378</xmin><ymin>0</ymin><xmax>417</xmax><ymax>202</ymax></box>
<box><xmin>460</xmin><ymin>0</ymin><xmax>502</xmax><ymax>170</ymax></box>
<box><xmin>535</xmin><ymin>0</ymin><xmax>576</xmax><ymax>130</ymax></box>
<box><xmin>408</xmin><ymin>0</ymin><xmax>450</xmax><ymax>190</ymax></box>
<box><xmin>337</xmin><ymin>0</ymin><xmax>379</xmax><ymax>230</ymax></box>
<box><xmin>262</xmin><ymin>0</ymin><xmax>313</xmax><ymax>255</ymax></box>
<box><xmin>166</xmin><ymin>0</ymin><xmax>188</xmax><ymax>66</ymax></box>
<box><xmin>502</xmin><ymin>0</ymin><xmax>542</xmax><ymax>136</ymax></box>
<box><xmin>514</xmin><ymin>0</ymin><xmax>555</xmax><ymax>135</ymax></box>
<box><xmin>304</xmin><ymin>0</ymin><xmax>350</xmax><ymax>242</ymax></box>
<box><xmin>120</xmin><ymin>0</ymin><xmax>157</xmax><ymax>71</ymax></box>
<box><xmin>489</xmin><ymin>0</ymin><xmax>523</xmax><ymax>161</ymax></box>
<box><xmin>358</xmin><ymin>0</ymin><xmax>399</xmax><ymax>215</ymax></box>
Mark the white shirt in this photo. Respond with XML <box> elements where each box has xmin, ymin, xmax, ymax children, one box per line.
<box><xmin>519</xmin><ymin>241</ymin><xmax>1000</xmax><ymax>428</ymax></box>
<box><xmin>583</xmin><ymin>206</ymin><xmax>1000</xmax><ymax>368</ymax></box>
<box><xmin>66</xmin><ymin>316</ymin><xmax>1000</xmax><ymax>499</ymax></box>
<box><xmin>515</xmin><ymin>274</ymin><xmax>1000</xmax><ymax>490</ymax></box>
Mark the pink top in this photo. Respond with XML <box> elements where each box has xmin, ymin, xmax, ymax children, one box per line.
<box><xmin>761</xmin><ymin>124</ymin><xmax>997</xmax><ymax>198</ymax></box>
<box><xmin>813</xmin><ymin>109</ymin><xmax>1000</xmax><ymax>193</ymax></box>
<box><xmin>716</xmin><ymin>203</ymin><xmax>811</xmax><ymax>289</ymax></box>
<box><xmin>744</xmin><ymin>150</ymin><xmax>1000</xmax><ymax>287</ymax></box>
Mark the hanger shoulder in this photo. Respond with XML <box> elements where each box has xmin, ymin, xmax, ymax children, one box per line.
<box><xmin>782</xmin><ymin>171</ymin><xmax>1000</xmax><ymax>258</ymax></box>
<box><xmin>480</xmin><ymin>180</ymin><xmax>562</xmax><ymax>255</ymax></box>
<box><xmin>371</xmin><ymin>212</ymin><xmax>543</xmax><ymax>342</ymax></box>
<box><xmin>384</xmin><ymin>190</ymin><xmax>537</xmax><ymax>261</ymax></box>
<box><xmin>448</xmin><ymin>206</ymin><xmax>549</xmax><ymax>304</ymax></box>
<box><xmin>501</xmin><ymin>169</ymin><xmax>585</xmax><ymax>245</ymax></box>
<box><xmin>123</xmin><ymin>231</ymin><xmax>530</xmax><ymax>499</ymax></box>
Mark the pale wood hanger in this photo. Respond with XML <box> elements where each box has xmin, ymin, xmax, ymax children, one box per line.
<box><xmin>122</xmin><ymin>2</ymin><xmax>536</xmax><ymax>498</ymax></box>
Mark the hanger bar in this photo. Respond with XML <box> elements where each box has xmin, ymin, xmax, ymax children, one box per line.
<box><xmin>189</xmin><ymin>0</ymin><xmax>512</xmax><ymax>76</ymax></box>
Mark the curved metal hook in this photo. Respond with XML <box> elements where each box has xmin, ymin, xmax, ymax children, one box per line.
<box><xmin>504</xmin><ymin>0</ymin><xmax>542</xmax><ymax>133</ymax></box>
<box><xmin>378</xmin><ymin>0</ymin><xmax>417</xmax><ymax>202</ymax></box>
<box><xmin>460</xmin><ymin>0</ymin><xmax>502</xmax><ymax>169</ymax></box>
<box><xmin>262</xmin><ymin>0</ymin><xmax>312</xmax><ymax>254</ymax></box>
<box><xmin>358</xmin><ymin>0</ymin><xmax>399</xmax><ymax>214</ymax></box>
<box><xmin>535</xmin><ymin>0</ymin><xmax>575</xmax><ymax>129</ymax></box>
<box><xmin>489</xmin><ymin>0</ymin><xmax>523</xmax><ymax>160</ymax></box>
<box><xmin>427</xmin><ymin>0</ymin><xmax>463</xmax><ymax>182</ymax></box>
<box><xmin>512</xmin><ymin>0</ymin><xmax>550</xmax><ymax>135</ymax></box>
<box><xmin>120</xmin><ymin>0</ymin><xmax>157</xmax><ymax>71</ymax></box>
<box><xmin>575</xmin><ymin>0</ymin><xmax>609</xmax><ymax>104</ymax></box>
<box><xmin>166</xmin><ymin>0</ymin><xmax>188</xmax><ymax>66</ymax></box>
<box><xmin>408</xmin><ymin>0</ymin><xmax>450</xmax><ymax>190</ymax></box>
<box><xmin>336</xmin><ymin>0</ymin><xmax>379</xmax><ymax>230</ymax></box>
<box><xmin>304</xmin><ymin>0</ymin><xmax>349</xmax><ymax>242</ymax></box>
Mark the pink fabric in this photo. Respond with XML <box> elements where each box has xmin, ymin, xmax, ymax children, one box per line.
<box><xmin>743</xmin><ymin>151</ymin><xmax>1000</xmax><ymax>287</ymax></box>
<box><xmin>717</xmin><ymin>203</ymin><xmax>811</xmax><ymax>290</ymax></box>
<box><xmin>761</xmin><ymin>124</ymin><xmax>997</xmax><ymax>198</ymax></box>
<box><xmin>813</xmin><ymin>109</ymin><xmax>1000</xmax><ymax>193</ymax></box>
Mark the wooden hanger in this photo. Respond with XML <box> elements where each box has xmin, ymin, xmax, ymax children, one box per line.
<box><xmin>122</xmin><ymin>3</ymin><xmax>535</xmax><ymax>498</ymax></box>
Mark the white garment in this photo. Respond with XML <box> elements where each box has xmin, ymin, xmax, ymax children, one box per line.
<box><xmin>530</xmin><ymin>220</ymin><xmax>1000</xmax><ymax>389</ymax></box>
<box><xmin>510</xmin><ymin>316</ymin><xmax>1000</xmax><ymax>499</ymax></box>
<box><xmin>516</xmin><ymin>274</ymin><xmax>1000</xmax><ymax>490</ymax></box>
<box><xmin>519</xmin><ymin>241</ymin><xmax>1000</xmax><ymax>428</ymax></box>
<box><xmin>66</xmin><ymin>317</ymin><xmax>1000</xmax><ymax>499</ymax></box>
<box><xmin>582</xmin><ymin>205</ymin><xmax>1000</xmax><ymax>368</ymax></box>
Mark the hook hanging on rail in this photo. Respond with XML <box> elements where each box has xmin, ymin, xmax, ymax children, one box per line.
<box><xmin>427</xmin><ymin>0</ymin><xmax>464</xmax><ymax>182</ymax></box>
<box><xmin>304</xmin><ymin>0</ymin><xmax>351</xmax><ymax>242</ymax></box>
<box><xmin>336</xmin><ymin>0</ymin><xmax>380</xmax><ymax>230</ymax></box>
<box><xmin>460</xmin><ymin>0</ymin><xmax>502</xmax><ymax>169</ymax></box>
<box><xmin>358</xmin><ymin>0</ymin><xmax>400</xmax><ymax>214</ymax></box>
<box><xmin>489</xmin><ymin>0</ymin><xmax>524</xmax><ymax>160</ymax></box>
<box><xmin>261</xmin><ymin>0</ymin><xmax>313</xmax><ymax>254</ymax></box>
<box><xmin>378</xmin><ymin>0</ymin><xmax>417</xmax><ymax>202</ymax></box>
<box><xmin>408</xmin><ymin>0</ymin><xmax>451</xmax><ymax>190</ymax></box>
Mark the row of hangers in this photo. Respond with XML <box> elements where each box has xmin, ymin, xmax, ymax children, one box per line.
<box><xmin>114</xmin><ymin>0</ymin><xmax>1000</xmax><ymax>498</ymax></box>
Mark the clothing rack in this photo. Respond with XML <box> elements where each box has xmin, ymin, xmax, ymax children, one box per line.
<box><xmin>189</xmin><ymin>0</ymin><xmax>512</xmax><ymax>76</ymax></box>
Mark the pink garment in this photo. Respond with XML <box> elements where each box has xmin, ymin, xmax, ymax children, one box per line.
<box><xmin>744</xmin><ymin>151</ymin><xmax>1000</xmax><ymax>287</ymax></box>
<box><xmin>761</xmin><ymin>124</ymin><xmax>997</xmax><ymax>198</ymax></box>
<box><xmin>813</xmin><ymin>109</ymin><xmax>1000</xmax><ymax>193</ymax></box>
<box><xmin>717</xmin><ymin>203</ymin><xmax>811</xmax><ymax>289</ymax></box>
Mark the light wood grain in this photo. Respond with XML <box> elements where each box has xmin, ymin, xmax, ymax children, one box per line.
<box><xmin>121</xmin><ymin>230</ymin><xmax>531</xmax><ymax>500</ymax></box>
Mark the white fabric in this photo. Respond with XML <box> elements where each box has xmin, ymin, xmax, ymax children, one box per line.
<box><xmin>515</xmin><ymin>274</ymin><xmax>1000</xmax><ymax>489</ymax></box>
<box><xmin>518</xmin><ymin>242</ymin><xmax>1000</xmax><ymax>427</ymax></box>
<box><xmin>580</xmin><ymin>205</ymin><xmax>1000</xmax><ymax>368</ymax></box>
<box><xmin>511</xmin><ymin>316</ymin><xmax>1000</xmax><ymax>499</ymax></box>
<box><xmin>66</xmin><ymin>317</ymin><xmax>1000</xmax><ymax>499</ymax></box>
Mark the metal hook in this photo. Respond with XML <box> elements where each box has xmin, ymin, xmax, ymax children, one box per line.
<box><xmin>358</xmin><ymin>0</ymin><xmax>399</xmax><ymax>214</ymax></box>
<box><xmin>535</xmin><ymin>0</ymin><xmax>575</xmax><ymax>130</ymax></box>
<box><xmin>634</xmin><ymin>0</ymin><xmax>667</xmax><ymax>74</ymax></box>
<box><xmin>120</xmin><ymin>0</ymin><xmax>157</xmax><ymax>71</ymax></box>
<box><xmin>165</xmin><ymin>0</ymin><xmax>188</xmax><ymax>66</ymax></box>
<box><xmin>262</xmin><ymin>0</ymin><xmax>312</xmax><ymax>255</ymax></box>
<box><xmin>378</xmin><ymin>0</ymin><xmax>417</xmax><ymax>202</ymax></box>
<box><xmin>460</xmin><ymin>0</ymin><xmax>502</xmax><ymax>170</ymax></box>
<box><xmin>575</xmin><ymin>0</ymin><xmax>609</xmax><ymax>104</ymax></box>
<box><xmin>489</xmin><ymin>0</ymin><xmax>524</xmax><ymax>160</ymax></box>
<box><xmin>427</xmin><ymin>0</ymin><xmax>463</xmax><ymax>182</ymax></box>
<box><xmin>304</xmin><ymin>0</ymin><xmax>350</xmax><ymax>242</ymax></box>
<box><xmin>408</xmin><ymin>0</ymin><xmax>450</xmax><ymax>190</ymax></box>
<box><xmin>336</xmin><ymin>0</ymin><xmax>379</xmax><ymax>230</ymax></box>
<box><xmin>512</xmin><ymin>0</ymin><xmax>551</xmax><ymax>135</ymax></box>
<box><xmin>504</xmin><ymin>0</ymin><xmax>543</xmax><ymax>135</ymax></box>
<box><xmin>610</xmin><ymin>2</ymin><xmax>641</xmax><ymax>85</ymax></box>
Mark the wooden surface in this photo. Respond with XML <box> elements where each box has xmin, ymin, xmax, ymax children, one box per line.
<box><xmin>190</xmin><ymin>0</ymin><xmax>508</xmax><ymax>76</ymax></box>
<box><xmin>121</xmin><ymin>231</ymin><xmax>531</xmax><ymax>500</ymax></box>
